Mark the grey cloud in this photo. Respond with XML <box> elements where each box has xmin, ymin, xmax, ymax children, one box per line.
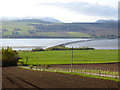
<box><xmin>39</xmin><ymin>2</ymin><xmax>117</xmax><ymax>18</ymax></box>
<box><xmin>118</xmin><ymin>2</ymin><xmax>120</xmax><ymax>19</ymax></box>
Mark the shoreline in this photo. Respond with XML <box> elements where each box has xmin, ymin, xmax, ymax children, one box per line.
<box><xmin>0</xmin><ymin>38</ymin><xmax>118</xmax><ymax>50</ymax></box>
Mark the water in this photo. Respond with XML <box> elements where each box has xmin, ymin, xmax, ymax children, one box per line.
<box><xmin>65</xmin><ymin>39</ymin><xmax>118</xmax><ymax>49</ymax></box>
<box><xmin>0</xmin><ymin>38</ymin><xmax>89</xmax><ymax>50</ymax></box>
<box><xmin>0</xmin><ymin>38</ymin><xmax>118</xmax><ymax>50</ymax></box>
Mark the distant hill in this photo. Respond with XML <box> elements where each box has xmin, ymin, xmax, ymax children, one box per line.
<box><xmin>38</xmin><ymin>17</ymin><xmax>61</xmax><ymax>23</ymax></box>
<box><xmin>1</xmin><ymin>18</ymin><xmax>118</xmax><ymax>38</ymax></box>
<box><xmin>1</xmin><ymin>16</ymin><xmax>61</xmax><ymax>23</ymax></box>
<box><xmin>96</xmin><ymin>19</ymin><xmax>117</xmax><ymax>23</ymax></box>
<box><xmin>15</xmin><ymin>19</ymin><xmax>51</xmax><ymax>24</ymax></box>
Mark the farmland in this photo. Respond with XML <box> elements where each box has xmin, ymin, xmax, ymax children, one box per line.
<box><xmin>3</xmin><ymin>49</ymin><xmax>120</xmax><ymax>88</ymax></box>
<box><xmin>2</xmin><ymin>20</ymin><xmax>118</xmax><ymax>38</ymax></box>
<box><xmin>18</xmin><ymin>49</ymin><xmax>119</xmax><ymax>65</ymax></box>
<box><xmin>2</xmin><ymin>67</ymin><xmax>119</xmax><ymax>88</ymax></box>
<box><xmin>2</xmin><ymin>21</ymin><xmax>90</xmax><ymax>38</ymax></box>
<box><xmin>18</xmin><ymin>49</ymin><xmax>120</xmax><ymax>82</ymax></box>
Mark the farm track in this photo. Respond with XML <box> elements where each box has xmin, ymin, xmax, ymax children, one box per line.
<box><xmin>2</xmin><ymin>67</ymin><xmax>120</xmax><ymax>88</ymax></box>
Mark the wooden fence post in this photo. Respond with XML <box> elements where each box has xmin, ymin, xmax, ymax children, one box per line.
<box><xmin>105</xmin><ymin>68</ymin><xmax>107</xmax><ymax>77</ymax></box>
<box><xmin>93</xmin><ymin>68</ymin><xmax>95</xmax><ymax>73</ymax></box>
<box><xmin>85</xmin><ymin>68</ymin><xmax>86</xmax><ymax>74</ymax></box>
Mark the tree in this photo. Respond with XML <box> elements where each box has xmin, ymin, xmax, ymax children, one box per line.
<box><xmin>1</xmin><ymin>47</ymin><xmax>20</xmax><ymax>66</ymax></box>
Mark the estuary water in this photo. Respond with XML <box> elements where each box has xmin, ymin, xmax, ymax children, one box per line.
<box><xmin>0</xmin><ymin>38</ymin><xmax>89</xmax><ymax>50</ymax></box>
<box><xmin>66</xmin><ymin>39</ymin><xmax>118</xmax><ymax>49</ymax></box>
<box><xmin>0</xmin><ymin>38</ymin><xmax>118</xmax><ymax>50</ymax></box>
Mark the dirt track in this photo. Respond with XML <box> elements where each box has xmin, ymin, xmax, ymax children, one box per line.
<box><xmin>2</xmin><ymin>67</ymin><xmax>119</xmax><ymax>89</ymax></box>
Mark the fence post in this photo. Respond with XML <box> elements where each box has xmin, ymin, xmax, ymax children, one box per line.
<box><xmin>85</xmin><ymin>68</ymin><xmax>86</xmax><ymax>74</ymax></box>
<box><xmin>103</xmin><ymin>68</ymin><xmax>104</xmax><ymax>76</ymax></box>
<box><xmin>26</xmin><ymin>56</ymin><xmax>28</xmax><ymax>66</ymax></box>
<box><xmin>22</xmin><ymin>57</ymin><xmax>23</xmax><ymax>66</ymax></box>
<box><xmin>119</xmin><ymin>72</ymin><xmax>120</xmax><ymax>80</ymax></box>
<box><xmin>93</xmin><ymin>68</ymin><xmax>94</xmax><ymax>73</ymax></box>
<box><xmin>100</xmin><ymin>67</ymin><xmax>101</xmax><ymax>76</ymax></box>
<box><xmin>37</xmin><ymin>56</ymin><xmax>38</xmax><ymax>66</ymax></box>
<box><xmin>112</xmin><ymin>70</ymin><xmax>113</xmax><ymax>78</ymax></box>
<box><xmin>71</xmin><ymin>47</ymin><xmax>73</xmax><ymax>73</ymax></box>
<box><xmin>99</xmin><ymin>67</ymin><xmax>101</xmax><ymax>77</ymax></box>
<box><xmin>115</xmin><ymin>71</ymin><xmax>117</xmax><ymax>79</ymax></box>
<box><xmin>36</xmin><ymin>56</ymin><xmax>38</xmax><ymax>70</ymax></box>
<box><xmin>89</xmin><ymin>69</ymin><xmax>90</xmax><ymax>75</ymax></box>
<box><xmin>106</xmin><ymin>53</ymin><xmax>108</xmax><ymax>63</ymax></box>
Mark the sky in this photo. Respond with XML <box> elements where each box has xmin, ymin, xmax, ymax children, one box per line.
<box><xmin>0</xmin><ymin>0</ymin><xmax>118</xmax><ymax>23</ymax></box>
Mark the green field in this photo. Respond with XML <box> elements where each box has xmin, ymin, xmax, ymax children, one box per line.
<box><xmin>18</xmin><ymin>50</ymin><xmax>119</xmax><ymax>65</ymax></box>
<box><xmin>2</xmin><ymin>21</ymin><xmax>90</xmax><ymax>38</ymax></box>
<box><xmin>2</xmin><ymin>20</ymin><xmax>118</xmax><ymax>38</ymax></box>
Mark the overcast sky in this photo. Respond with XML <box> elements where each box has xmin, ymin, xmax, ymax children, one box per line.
<box><xmin>1</xmin><ymin>0</ymin><xmax>118</xmax><ymax>22</ymax></box>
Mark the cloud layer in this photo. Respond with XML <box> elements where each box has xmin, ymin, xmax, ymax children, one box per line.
<box><xmin>39</xmin><ymin>1</ymin><xmax>117</xmax><ymax>18</ymax></box>
<box><xmin>1</xmin><ymin>0</ymin><xmax>118</xmax><ymax>22</ymax></box>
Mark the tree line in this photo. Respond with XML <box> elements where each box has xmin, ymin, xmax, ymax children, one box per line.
<box><xmin>31</xmin><ymin>47</ymin><xmax>94</xmax><ymax>52</ymax></box>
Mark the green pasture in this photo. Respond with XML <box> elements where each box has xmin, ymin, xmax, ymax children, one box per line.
<box><xmin>18</xmin><ymin>50</ymin><xmax>119</xmax><ymax>65</ymax></box>
<box><xmin>2</xmin><ymin>21</ymin><xmax>90</xmax><ymax>38</ymax></box>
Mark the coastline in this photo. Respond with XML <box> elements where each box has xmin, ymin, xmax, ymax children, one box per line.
<box><xmin>0</xmin><ymin>38</ymin><xmax>118</xmax><ymax>50</ymax></box>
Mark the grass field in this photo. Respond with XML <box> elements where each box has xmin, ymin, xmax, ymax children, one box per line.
<box><xmin>18</xmin><ymin>50</ymin><xmax>119</xmax><ymax>65</ymax></box>
<box><xmin>2</xmin><ymin>21</ymin><xmax>90</xmax><ymax>38</ymax></box>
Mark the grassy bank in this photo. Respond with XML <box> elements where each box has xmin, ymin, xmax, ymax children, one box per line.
<box><xmin>18</xmin><ymin>49</ymin><xmax>119</xmax><ymax>65</ymax></box>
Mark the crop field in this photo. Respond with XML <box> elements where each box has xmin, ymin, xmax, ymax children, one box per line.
<box><xmin>18</xmin><ymin>50</ymin><xmax>119</xmax><ymax>65</ymax></box>
<box><xmin>3</xmin><ymin>67</ymin><xmax>119</xmax><ymax>88</ymax></box>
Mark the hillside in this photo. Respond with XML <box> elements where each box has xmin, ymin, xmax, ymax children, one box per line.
<box><xmin>1</xmin><ymin>19</ymin><xmax>118</xmax><ymax>38</ymax></box>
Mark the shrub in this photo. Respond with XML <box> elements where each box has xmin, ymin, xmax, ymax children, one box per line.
<box><xmin>40</xmin><ymin>64</ymin><xmax>51</xmax><ymax>69</ymax></box>
<box><xmin>32</xmin><ymin>48</ymin><xmax>44</xmax><ymax>52</ymax></box>
<box><xmin>41</xmin><ymin>64</ymin><xmax>44</xmax><ymax>68</ymax></box>
<box><xmin>46</xmin><ymin>47</ymin><xmax>69</xmax><ymax>51</ymax></box>
<box><xmin>1</xmin><ymin>47</ymin><xmax>20</xmax><ymax>67</ymax></box>
<box><xmin>45</xmin><ymin>47</ymin><xmax>94</xmax><ymax>51</ymax></box>
<box><xmin>17</xmin><ymin>62</ymin><xmax>22</xmax><ymax>66</ymax></box>
<box><xmin>29</xmin><ymin>65</ymin><xmax>33</xmax><ymax>69</ymax></box>
<box><xmin>44</xmin><ymin>64</ymin><xmax>51</xmax><ymax>69</ymax></box>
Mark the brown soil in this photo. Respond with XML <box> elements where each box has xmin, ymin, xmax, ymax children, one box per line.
<box><xmin>2</xmin><ymin>66</ymin><xmax>119</xmax><ymax>89</ymax></box>
<box><xmin>48</xmin><ymin>62</ymin><xmax>120</xmax><ymax>72</ymax></box>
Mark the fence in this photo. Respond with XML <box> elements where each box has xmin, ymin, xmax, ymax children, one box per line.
<box><xmin>19</xmin><ymin>49</ymin><xmax>119</xmax><ymax>80</ymax></box>
<box><xmin>21</xmin><ymin>65</ymin><xmax>120</xmax><ymax>80</ymax></box>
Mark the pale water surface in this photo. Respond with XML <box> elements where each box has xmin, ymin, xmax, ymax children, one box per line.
<box><xmin>0</xmin><ymin>38</ymin><xmax>118</xmax><ymax>50</ymax></box>
<box><xmin>0</xmin><ymin>38</ymin><xmax>89</xmax><ymax>50</ymax></box>
<box><xmin>66</xmin><ymin>39</ymin><xmax>118</xmax><ymax>49</ymax></box>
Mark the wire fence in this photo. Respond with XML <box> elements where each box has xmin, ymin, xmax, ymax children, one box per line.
<box><xmin>19</xmin><ymin>49</ymin><xmax>119</xmax><ymax>80</ymax></box>
<box><xmin>21</xmin><ymin>65</ymin><xmax>120</xmax><ymax>80</ymax></box>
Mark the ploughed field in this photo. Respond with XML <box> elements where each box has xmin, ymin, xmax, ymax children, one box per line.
<box><xmin>2</xmin><ymin>67</ymin><xmax>119</xmax><ymax>88</ymax></box>
<box><xmin>18</xmin><ymin>50</ymin><xmax>119</xmax><ymax>65</ymax></box>
<box><xmin>45</xmin><ymin>62</ymin><xmax>120</xmax><ymax>72</ymax></box>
